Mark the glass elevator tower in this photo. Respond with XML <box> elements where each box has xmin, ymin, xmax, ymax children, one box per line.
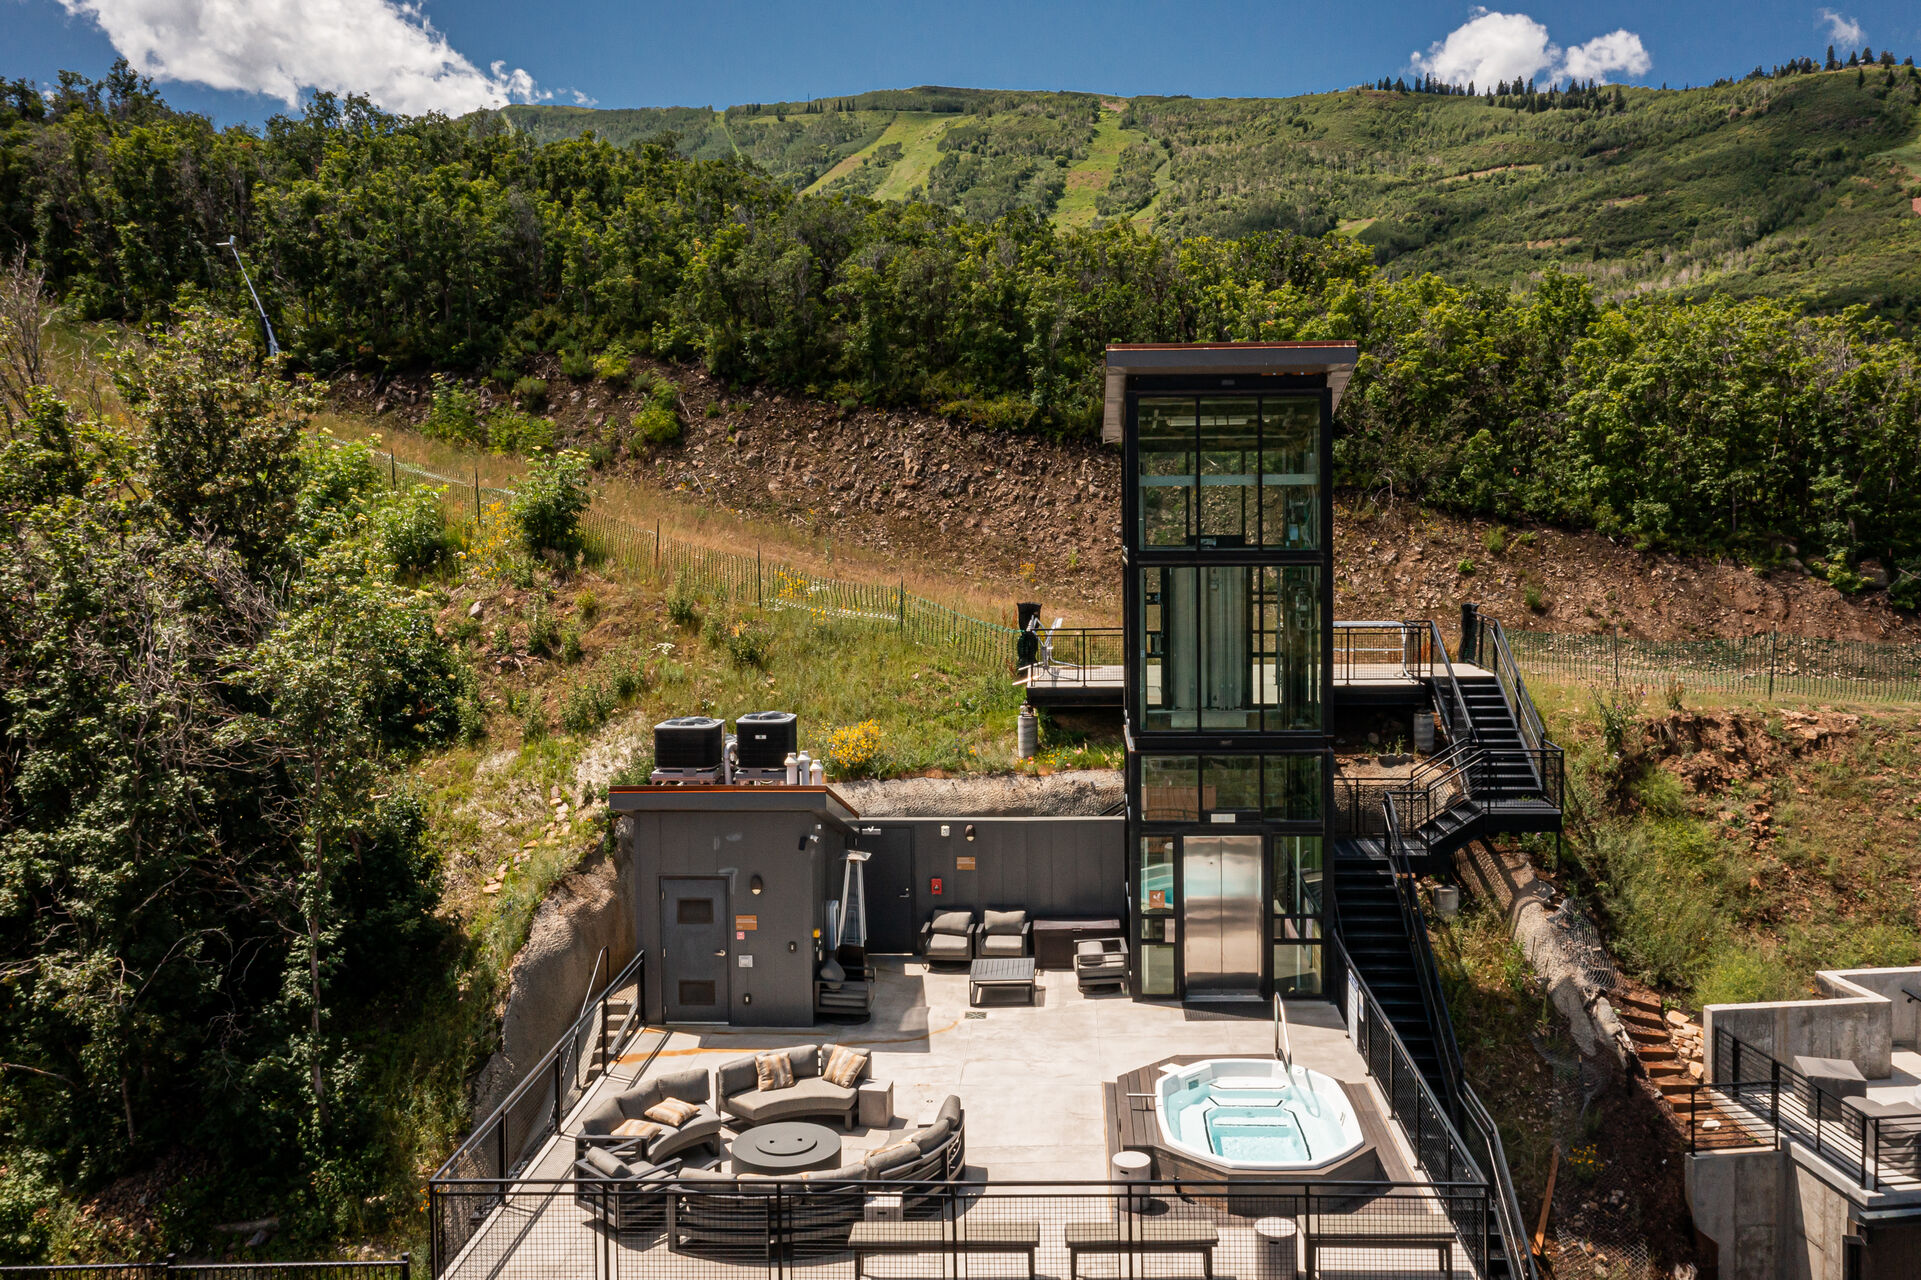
<box><xmin>1106</xmin><ymin>343</ymin><xmax>1355</xmax><ymax>1002</ymax></box>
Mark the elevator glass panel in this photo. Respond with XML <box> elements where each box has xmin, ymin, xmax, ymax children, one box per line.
<box><xmin>1198</xmin><ymin>398</ymin><xmax>1258</xmax><ymax>546</ymax></box>
<box><xmin>1262</xmin><ymin>755</ymin><xmax>1323</xmax><ymax>821</ymax></box>
<box><xmin>1138</xmin><ymin>398</ymin><xmax>1196</xmax><ymax>547</ymax></box>
<box><xmin>1265</xmin><ymin>565</ymin><xmax>1323</xmax><ymax>731</ymax></box>
<box><xmin>1201</xmin><ymin>756</ymin><xmax>1260</xmax><ymax>815</ymax></box>
<box><xmin>1260</xmin><ymin>398</ymin><xmax>1320</xmax><ymax>550</ymax></box>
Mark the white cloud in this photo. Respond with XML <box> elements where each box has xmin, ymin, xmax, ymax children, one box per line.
<box><xmin>1409</xmin><ymin>8</ymin><xmax>1650</xmax><ymax>88</ymax></box>
<box><xmin>55</xmin><ymin>0</ymin><xmax>550</xmax><ymax>115</ymax></box>
<box><xmin>1562</xmin><ymin>30</ymin><xmax>1651</xmax><ymax>82</ymax></box>
<box><xmin>1817</xmin><ymin>9</ymin><xmax>1865</xmax><ymax>49</ymax></box>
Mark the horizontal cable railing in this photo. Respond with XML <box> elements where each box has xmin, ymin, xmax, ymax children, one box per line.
<box><xmin>428</xmin><ymin>1176</ymin><xmax>1493</xmax><ymax>1280</ymax></box>
<box><xmin>1502</xmin><ymin>625</ymin><xmax>1921</xmax><ymax>704</ymax></box>
<box><xmin>1014</xmin><ymin>626</ymin><xmax>1124</xmax><ymax>687</ymax></box>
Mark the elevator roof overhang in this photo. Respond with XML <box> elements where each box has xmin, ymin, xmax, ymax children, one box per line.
<box><xmin>1101</xmin><ymin>342</ymin><xmax>1360</xmax><ymax>444</ymax></box>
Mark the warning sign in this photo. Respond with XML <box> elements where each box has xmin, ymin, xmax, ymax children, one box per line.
<box><xmin>735</xmin><ymin>915</ymin><xmax>758</xmax><ymax>931</ymax></box>
<box><xmin>956</xmin><ymin>856</ymin><xmax>977</xmax><ymax>871</ymax></box>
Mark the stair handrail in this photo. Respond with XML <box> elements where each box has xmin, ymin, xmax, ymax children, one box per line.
<box><xmin>1381</xmin><ymin>794</ymin><xmax>1468</xmax><ymax>1106</ymax></box>
<box><xmin>1420</xmin><ymin>618</ymin><xmax>1478</xmax><ymax>747</ymax></box>
<box><xmin>1331</xmin><ymin>930</ymin><xmax>1539</xmax><ymax>1279</ymax></box>
<box><xmin>578</xmin><ymin>945</ymin><xmax>609</xmax><ymax>1025</ymax></box>
<box><xmin>1474</xmin><ymin>614</ymin><xmax>1550</xmax><ymax>757</ymax></box>
<box><xmin>1389</xmin><ymin>746</ymin><xmax>1487</xmax><ymax>852</ymax></box>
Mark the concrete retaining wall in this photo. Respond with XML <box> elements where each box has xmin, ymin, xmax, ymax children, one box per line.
<box><xmin>1704</xmin><ymin>966</ymin><xmax>1921</xmax><ymax>1082</ymax></box>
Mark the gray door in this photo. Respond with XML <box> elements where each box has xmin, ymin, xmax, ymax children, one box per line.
<box><xmin>1181</xmin><ymin>836</ymin><xmax>1263</xmax><ymax>1001</ymax></box>
<box><xmin>662</xmin><ymin>877</ymin><xmax>729</xmax><ymax>1022</ymax></box>
<box><xmin>862</xmin><ymin>829</ymin><xmax>918</xmax><ymax>954</ymax></box>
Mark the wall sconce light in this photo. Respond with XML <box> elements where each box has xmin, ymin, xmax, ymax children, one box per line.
<box><xmin>964</xmin><ymin>824</ymin><xmax>976</xmax><ymax>842</ymax></box>
<box><xmin>749</xmin><ymin>875</ymin><xmax>764</xmax><ymax>895</ymax></box>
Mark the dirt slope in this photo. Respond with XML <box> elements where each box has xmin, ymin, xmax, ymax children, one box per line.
<box><xmin>333</xmin><ymin>360</ymin><xmax>1921</xmax><ymax>641</ymax></box>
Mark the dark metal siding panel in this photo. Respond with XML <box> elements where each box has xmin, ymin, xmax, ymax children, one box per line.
<box><xmin>881</xmin><ymin>818</ymin><xmax>1124</xmax><ymax>925</ymax></box>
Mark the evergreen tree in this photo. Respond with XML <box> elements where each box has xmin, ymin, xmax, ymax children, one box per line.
<box><xmin>1827</xmin><ymin>45</ymin><xmax>1838</xmax><ymax>70</ymax></box>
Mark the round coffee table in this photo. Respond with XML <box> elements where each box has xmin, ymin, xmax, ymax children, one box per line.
<box><xmin>730</xmin><ymin>1121</ymin><xmax>843</xmax><ymax>1175</ymax></box>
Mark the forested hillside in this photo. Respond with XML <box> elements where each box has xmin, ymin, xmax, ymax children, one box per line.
<box><xmin>500</xmin><ymin>66</ymin><xmax>1921</xmax><ymax>317</ymax></box>
<box><xmin>4</xmin><ymin>66</ymin><xmax>1921</xmax><ymax>597</ymax></box>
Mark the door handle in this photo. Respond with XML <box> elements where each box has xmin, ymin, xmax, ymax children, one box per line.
<box><xmin>713</xmin><ymin>950</ymin><xmax>727</xmax><ymax>957</ymax></box>
<box><xmin>898</xmin><ymin>889</ymin><xmax>911</xmax><ymax>898</ymax></box>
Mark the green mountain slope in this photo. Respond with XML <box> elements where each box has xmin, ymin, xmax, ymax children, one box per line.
<box><xmin>500</xmin><ymin>72</ymin><xmax>1921</xmax><ymax>314</ymax></box>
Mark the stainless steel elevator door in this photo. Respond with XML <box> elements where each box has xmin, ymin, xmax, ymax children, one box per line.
<box><xmin>1181</xmin><ymin>836</ymin><xmax>1263</xmax><ymax>1001</ymax></box>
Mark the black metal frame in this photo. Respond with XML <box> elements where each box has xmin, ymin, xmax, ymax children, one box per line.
<box><xmin>1120</xmin><ymin>376</ymin><xmax>1337</xmax><ymax>1003</ymax></box>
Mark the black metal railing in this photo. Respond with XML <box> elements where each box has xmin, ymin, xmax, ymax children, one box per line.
<box><xmin>1707</xmin><ymin>1027</ymin><xmax>1921</xmax><ymax>1191</ymax></box>
<box><xmin>1015</xmin><ymin>626</ymin><xmax>1125</xmax><ymax>686</ymax></box>
<box><xmin>1329</xmin><ymin>934</ymin><xmax>1537</xmax><ymax>1278</ymax></box>
<box><xmin>1380</xmin><ymin>797</ymin><xmax>1468</xmax><ymax>1109</ymax></box>
<box><xmin>428</xmin><ymin>1176</ymin><xmax>1493</xmax><ymax>1280</ymax></box>
<box><xmin>428</xmin><ymin>951</ymin><xmax>649</xmax><ymax>1269</ymax></box>
<box><xmin>0</xmin><ymin>1262</ymin><xmax>409</xmax><ymax>1280</ymax></box>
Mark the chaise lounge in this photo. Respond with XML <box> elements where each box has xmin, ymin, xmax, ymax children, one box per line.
<box><xmin>717</xmin><ymin>1044</ymin><xmax>871</xmax><ymax>1130</ymax></box>
<box><xmin>576</xmin><ymin>1066</ymin><xmax>726</xmax><ymax>1166</ymax></box>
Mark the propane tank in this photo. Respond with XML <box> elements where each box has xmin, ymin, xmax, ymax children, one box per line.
<box><xmin>1017</xmin><ymin>704</ymin><xmax>1039</xmax><ymax>759</ymax></box>
<box><xmin>796</xmin><ymin>751</ymin><xmax>812</xmax><ymax>784</ymax></box>
<box><xmin>810</xmin><ymin>760</ymin><xmax>825</xmax><ymax>786</ymax></box>
<box><xmin>783</xmin><ymin>752</ymin><xmax>799</xmax><ymax>785</ymax></box>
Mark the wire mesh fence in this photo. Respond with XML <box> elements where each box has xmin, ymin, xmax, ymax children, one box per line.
<box><xmin>0</xmin><ymin>1264</ymin><xmax>411</xmax><ymax>1280</ymax></box>
<box><xmin>375</xmin><ymin>452</ymin><xmax>1018</xmax><ymax>670</ymax></box>
<box><xmin>428</xmin><ymin>1177</ymin><xmax>1491</xmax><ymax>1280</ymax></box>
<box><xmin>1503</xmin><ymin>627</ymin><xmax>1921</xmax><ymax>704</ymax></box>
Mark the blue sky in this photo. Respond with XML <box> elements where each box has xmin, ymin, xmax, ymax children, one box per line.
<box><xmin>6</xmin><ymin>1</ymin><xmax>1921</xmax><ymax>126</ymax></box>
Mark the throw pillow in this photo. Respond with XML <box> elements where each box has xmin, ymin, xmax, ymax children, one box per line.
<box><xmin>822</xmin><ymin>1044</ymin><xmax>869</xmax><ymax>1088</ymax></box>
<box><xmin>931</xmin><ymin>910</ymin><xmax>971</xmax><ymax>934</ymax></box>
<box><xmin>644</xmin><ymin>1097</ymin><xmax>701</xmax><ymax>1127</ymax></box>
<box><xmin>754</xmin><ymin>1051</ymin><xmax>795</xmax><ymax>1092</ymax></box>
<box><xmin>982</xmin><ymin>909</ymin><xmax>1025</xmax><ymax>935</ymax></box>
<box><xmin>611</xmin><ymin>1118</ymin><xmax>664</xmax><ymax>1141</ymax></box>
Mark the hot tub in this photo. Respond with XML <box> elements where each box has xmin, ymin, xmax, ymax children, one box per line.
<box><xmin>1155</xmin><ymin>1059</ymin><xmax>1367</xmax><ymax>1173</ymax></box>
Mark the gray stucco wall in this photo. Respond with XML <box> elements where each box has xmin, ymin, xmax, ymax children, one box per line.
<box><xmin>870</xmin><ymin>816</ymin><xmax>1125</xmax><ymax>923</ymax></box>
<box><xmin>623</xmin><ymin>808</ymin><xmax>840</xmax><ymax>1028</ymax></box>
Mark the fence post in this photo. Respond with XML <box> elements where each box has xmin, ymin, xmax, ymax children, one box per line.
<box><xmin>1767</xmin><ymin>630</ymin><xmax>1776</xmax><ymax>701</ymax></box>
<box><xmin>1612</xmin><ymin>624</ymin><xmax>1621</xmax><ymax>685</ymax></box>
<box><xmin>552</xmin><ymin>1049</ymin><xmax>564</xmax><ymax>1138</ymax></box>
<box><xmin>473</xmin><ymin>466</ymin><xmax>480</xmax><ymax>524</ymax></box>
<box><xmin>898</xmin><ymin>580</ymin><xmax>906</xmax><ymax>631</ymax></box>
<box><xmin>757</xmin><ymin>547</ymin><xmax>763</xmax><ymax>607</ymax></box>
<box><xmin>654</xmin><ymin>520</ymin><xmax>660</xmax><ymax>574</ymax></box>
<box><xmin>391</xmin><ymin>450</ymin><xmax>397</xmax><ymax>488</ymax></box>
<box><xmin>399</xmin><ymin>1252</ymin><xmax>411</xmax><ymax>1280</ymax></box>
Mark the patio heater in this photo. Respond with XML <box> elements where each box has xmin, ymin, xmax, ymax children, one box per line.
<box><xmin>834</xmin><ymin>848</ymin><xmax>871</xmax><ymax>969</ymax></box>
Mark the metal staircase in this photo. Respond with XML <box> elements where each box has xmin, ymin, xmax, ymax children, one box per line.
<box><xmin>1329</xmin><ymin>610</ymin><xmax>1563</xmax><ymax>1280</ymax></box>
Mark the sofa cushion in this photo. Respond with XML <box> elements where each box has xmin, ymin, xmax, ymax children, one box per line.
<box><xmin>982</xmin><ymin>909</ymin><xmax>1026</xmax><ymax>935</ymax></box>
<box><xmin>581</xmin><ymin>1146</ymin><xmax>633</xmax><ymax>1179</ymax></box>
<box><xmin>911</xmin><ymin>1115</ymin><xmax>955</xmax><ymax>1156</ymax></box>
<box><xmin>865</xmin><ymin>1141</ymin><xmax>921</xmax><ymax>1175</ymax></box>
<box><xmin>755</xmin><ymin>1052</ymin><xmax>795</xmax><ymax>1092</ymax></box>
<box><xmin>717</xmin><ymin>1057</ymin><xmax>759</xmax><ymax>1099</ymax></box>
<box><xmin>925</xmin><ymin>932</ymin><xmax>971</xmax><ymax>961</ymax></box>
<box><xmin>930</xmin><ymin>910</ymin><xmax>972</xmax><ymax>935</ymax></box>
<box><xmin>646</xmin><ymin>1097</ymin><xmax>702</xmax><ymax>1127</ymax></box>
<box><xmin>785</xmin><ymin>1044</ymin><xmax>821</xmax><ymax>1080</ymax></box>
<box><xmin>978</xmin><ymin>932</ymin><xmax>1025</xmax><ymax>958</ymax></box>
<box><xmin>933</xmin><ymin>1094</ymin><xmax>963</xmax><ymax>1128</ymax></box>
<box><xmin>578</xmin><ymin>1096</ymin><xmax>628</xmax><ymax>1135</ymax></box>
<box><xmin>655</xmin><ymin>1066</ymin><xmax>710</xmax><ymax>1103</ymax></box>
<box><xmin>726</xmin><ymin>1076</ymin><xmax>857</xmax><ymax>1124</ymax></box>
<box><xmin>822</xmin><ymin>1045</ymin><xmax>868</xmax><ymax>1088</ymax></box>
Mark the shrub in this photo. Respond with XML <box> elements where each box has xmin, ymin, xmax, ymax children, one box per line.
<box><xmin>513</xmin><ymin>376</ymin><xmax>548</xmax><ymax>412</ymax></box>
<box><xmin>704</xmin><ymin>402</ymin><xmax>722</xmax><ymax>418</ymax></box>
<box><xmin>1457</xmin><ymin>558</ymin><xmax>1476</xmax><ymax>575</ymax></box>
<box><xmin>610</xmin><ymin>652</ymin><xmax>646</xmax><ymax>701</ymax></box>
<box><xmin>485</xmin><ymin>407</ymin><xmax>557</xmax><ymax>456</ymax></box>
<box><xmin>824</xmin><ymin>719</ymin><xmax>884</xmax><ymax>777</ymax></box>
<box><xmin>526</xmin><ymin>599</ymin><xmax>559</xmax><ymax>655</ymax></box>
<box><xmin>592</xmin><ymin>343</ymin><xmax>633</xmax><ymax>385</ymax></box>
<box><xmin>375</xmin><ymin>485</ymin><xmax>454</xmax><ymax>574</ymax></box>
<box><xmin>490</xmin><ymin>621</ymin><xmax>513</xmax><ymax>654</ymax></box>
<box><xmin>722</xmin><ymin>616</ymin><xmax>774</xmax><ymax>668</ymax></box>
<box><xmin>1482</xmin><ymin>526</ymin><xmax>1506</xmax><ymax>555</ymax></box>
<box><xmin>1523</xmin><ymin>583</ymin><xmax>1545</xmax><ymax>612</ymax></box>
<box><xmin>560</xmin><ymin>348</ymin><xmax>595</xmax><ymax>379</ymax></box>
<box><xmin>631</xmin><ymin>389</ymin><xmax>682</xmax><ymax>448</ymax></box>
<box><xmin>510</xmin><ymin>449</ymin><xmax>590</xmax><ymax>557</ymax></box>
<box><xmin>574</xmin><ymin>588</ymin><xmax>599</xmax><ymax>622</ymax></box>
<box><xmin>424</xmin><ymin>374</ymin><xmax>484</xmax><ymax>447</ymax></box>
<box><xmin>560</xmin><ymin>679</ymin><xmax>613</xmax><ymax>733</ymax></box>
<box><xmin>666</xmin><ymin>583</ymin><xmax>699</xmax><ymax>627</ymax></box>
<box><xmin>521</xmin><ymin>700</ymin><xmax>548</xmax><ymax>742</ymax></box>
<box><xmin>559</xmin><ymin>624</ymin><xmax>583</xmax><ymax>663</ymax></box>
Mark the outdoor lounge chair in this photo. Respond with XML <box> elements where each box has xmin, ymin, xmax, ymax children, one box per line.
<box><xmin>976</xmin><ymin>909</ymin><xmax>1032</xmax><ymax>959</ymax></box>
<box><xmin>572</xmin><ymin>1146</ymin><xmax>680</xmax><ymax>1235</ymax></box>
<box><xmin>576</xmin><ymin>1066</ymin><xmax>726</xmax><ymax>1166</ymax></box>
<box><xmin>919</xmin><ymin>909</ymin><xmax>977</xmax><ymax>964</ymax></box>
<box><xmin>1074</xmin><ymin>937</ymin><xmax>1127</xmax><ymax>991</ymax></box>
